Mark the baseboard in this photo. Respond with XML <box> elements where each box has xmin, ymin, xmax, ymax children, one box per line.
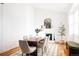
<box><xmin>0</xmin><ymin>47</ymin><xmax>20</xmax><ymax>56</ymax></box>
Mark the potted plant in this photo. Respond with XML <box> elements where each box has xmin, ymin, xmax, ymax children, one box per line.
<box><xmin>58</xmin><ymin>24</ymin><xmax>66</xmax><ymax>40</ymax></box>
<box><xmin>35</xmin><ymin>28</ymin><xmax>42</xmax><ymax>36</ymax></box>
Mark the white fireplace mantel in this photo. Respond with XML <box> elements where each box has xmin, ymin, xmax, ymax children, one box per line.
<box><xmin>44</xmin><ymin>29</ymin><xmax>54</xmax><ymax>34</ymax></box>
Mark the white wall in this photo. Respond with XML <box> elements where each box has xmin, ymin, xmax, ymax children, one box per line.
<box><xmin>1</xmin><ymin>4</ymin><xmax>35</xmax><ymax>52</ymax></box>
<box><xmin>0</xmin><ymin>4</ymin><xmax>3</xmax><ymax>52</ymax></box>
<box><xmin>0</xmin><ymin>3</ymin><xmax>69</xmax><ymax>52</ymax></box>
<box><xmin>34</xmin><ymin>9</ymin><xmax>68</xmax><ymax>41</ymax></box>
<box><xmin>26</xmin><ymin>5</ymin><xmax>36</xmax><ymax>36</ymax></box>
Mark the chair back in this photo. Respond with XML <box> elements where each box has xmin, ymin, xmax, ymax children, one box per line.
<box><xmin>19</xmin><ymin>40</ymin><xmax>30</xmax><ymax>53</ymax></box>
<box><xmin>44</xmin><ymin>37</ymin><xmax>48</xmax><ymax>46</ymax></box>
<box><xmin>42</xmin><ymin>37</ymin><xmax>49</xmax><ymax>52</ymax></box>
<box><xmin>23</xmin><ymin>36</ymin><xmax>28</xmax><ymax>40</ymax></box>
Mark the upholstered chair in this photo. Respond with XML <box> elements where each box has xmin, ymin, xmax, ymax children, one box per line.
<box><xmin>37</xmin><ymin>39</ymin><xmax>45</xmax><ymax>55</ymax></box>
<box><xmin>23</xmin><ymin>36</ymin><xmax>28</xmax><ymax>40</ymax></box>
<box><xmin>19</xmin><ymin>40</ymin><xmax>36</xmax><ymax>56</ymax></box>
<box><xmin>37</xmin><ymin>37</ymin><xmax>48</xmax><ymax>55</ymax></box>
<box><xmin>42</xmin><ymin>37</ymin><xmax>49</xmax><ymax>55</ymax></box>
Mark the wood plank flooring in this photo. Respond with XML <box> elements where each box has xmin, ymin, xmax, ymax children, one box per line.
<box><xmin>0</xmin><ymin>44</ymin><xmax>69</xmax><ymax>56</ymax></box>
<box><xmin>0</xmin><ymin>47</ymin><xmax>20</xmax><ymax>56</ymax></box>
<box><xmin>57</xmin><ymin>43</ymin><xmax>69</xmax><ymax>56</ymax></box>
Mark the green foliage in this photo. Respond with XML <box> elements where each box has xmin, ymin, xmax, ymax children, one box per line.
<box><xmin>35</xmin><ymin>28</ymin><xmax>42</xmax><ymax>33</ymax></box>
<box><xmin>58</xmin><ymin>25</ymin><xmax>66</xmax><ymax>37</ymax></box>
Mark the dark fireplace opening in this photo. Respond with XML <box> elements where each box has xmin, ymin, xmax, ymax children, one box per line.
<box><xmin>46</xmin><ymin>33</ymin><xmax>52</xmax><ymax>40</ymax></box>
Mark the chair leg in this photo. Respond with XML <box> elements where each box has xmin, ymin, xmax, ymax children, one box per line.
<box><xmin>26</xmin><ymin>53</ymin><xmax>27</xmax><ymax>56</ymax></box>
<box><xmin>22</xmin><ymin>53</ymin><xmax>23</xmax><ymax>56</ymax></box>
<box><xmin>29</xmin><ymin>54</ymin><xmax>30</xmax><ymax>56</ymax></box>
<box><xmin>26</xmin><ymin>53</ymin><xmax>30</xmax><ymax>56</ymax></box>
<box><xmin>42</xmin><ymin>51</ymin><xmax>43</xmax><ymax>56</ymax></box>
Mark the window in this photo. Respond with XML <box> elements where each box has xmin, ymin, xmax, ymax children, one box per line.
<box><xmin>69</xmin><ymin>9</ymin><xmax>79</xmax><ymax>40</ymax></box>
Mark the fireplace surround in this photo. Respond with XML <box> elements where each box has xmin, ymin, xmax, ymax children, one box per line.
<box><xmin>46</xmin><ymin>33</ymin><xmax>52</xmax><ymax>40</ymax></box>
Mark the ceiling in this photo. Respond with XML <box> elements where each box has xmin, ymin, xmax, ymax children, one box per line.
<box><xmin>32</xmin><ymin>3</ymin><xmax>73</xmax><ymax>13</ymax></box>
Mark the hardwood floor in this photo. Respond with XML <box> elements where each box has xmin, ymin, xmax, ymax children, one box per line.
<box><xmin>0</xmin><ymin>44</ymin><xmax>69</xmax><ymax>56</ymax></box>
<box><xmin>57</xmin><ymin>43</ymin><xmax>69</xmax><ymax>56</ymax></box>
<box><xmin>0</xmin><ymin>47</ymin><xmax>20</xmax><ymax>56</ymax></box>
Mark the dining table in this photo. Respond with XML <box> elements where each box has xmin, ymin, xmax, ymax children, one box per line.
<box><xmin>27</xmin><ymin>37</ymin><xmax>45</xmax><ymax>56</ymax></box>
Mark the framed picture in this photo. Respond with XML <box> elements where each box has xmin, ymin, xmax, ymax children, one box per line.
<box><xmin>44</xmin><ymin>18</ymin><xmax>51</xmax><ymax>29</ymax></box>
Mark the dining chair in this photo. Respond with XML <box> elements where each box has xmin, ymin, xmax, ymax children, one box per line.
<box><xmin>23</xmin><ymin>36</ymin><xmax>28</xmax><ymax>40</ymax></box>
<box><xmin>37</xmin><ymin>37</ymin><xmax>49</xmax><ymax>55</ymax></box>
<box><xmin>19</xmin><ymin>40</ymin><xmax>36</xmax><ymax>56</ymax></box>
<box><xmin>42</xmin><ymin>37</ymin><xmax>49</xmax><ymax>55</ymax></box>
<box><xmin>37</xmin><ymin>39</ymin><xmax>45</xmax><ymax>55</ymax></box>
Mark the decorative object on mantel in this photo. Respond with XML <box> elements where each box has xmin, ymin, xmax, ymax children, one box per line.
<box><xmin>58</xmin><ymin>24</ymin><xmax>66</xmax><ymax>40</ymax></box>
<box><xmin>44</xmin><ymin>18</ymin><xmax>52</xmax><ymax>29</ymax></box>
<box><xmin>53</xmin><ymin>34</ymin><xmax>55</xmax><ymax>41</ymax></box>
<box><xmin>35</xmin><ymin>28</ymin><xmax>42</xmax><ymax>36</ymax></box>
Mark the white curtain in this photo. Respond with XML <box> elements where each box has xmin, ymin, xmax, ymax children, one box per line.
<box><xmin>69</xmin><ymin>6</ymin><xmax>79</xmax><ymax>42</ymax></box>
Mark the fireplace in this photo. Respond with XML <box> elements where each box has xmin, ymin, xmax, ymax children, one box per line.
<box><xmin>46</xmin><ymin>33</ymin><xmax>52</xmax><ymax>40</ymax></box>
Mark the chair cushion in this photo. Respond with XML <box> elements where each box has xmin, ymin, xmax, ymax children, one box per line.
<box><xmin>29</xmin><ymin>47</ymin><xmax>36</xmax><ymax>53</ymax></box>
